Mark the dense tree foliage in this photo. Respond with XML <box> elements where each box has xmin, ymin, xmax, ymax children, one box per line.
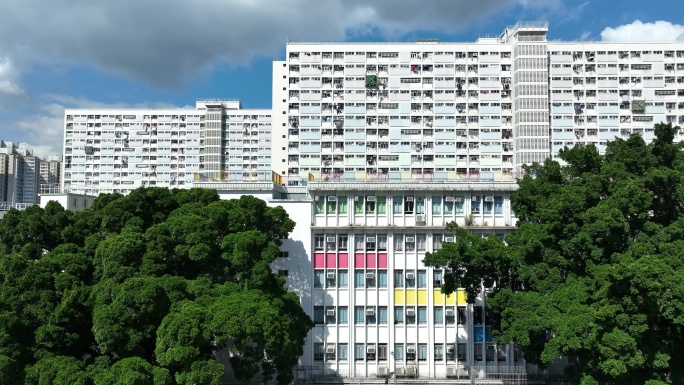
<box><xmin>0</xmin><ymin>188</ymin><xmax>312</xmax><ymax>385</ymax></box>
<box><xmin>424</xmin><ymin>123</ymin><xmax>684</xmax><ymax>385</ymax></box>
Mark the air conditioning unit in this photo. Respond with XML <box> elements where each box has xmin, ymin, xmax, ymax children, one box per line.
<box><xmin>484</xmin><ymin>196</ymin><xmax>494</xmax><ymax>202</ymax></box>
<box><xmin>326</xmin><ymin>271</ymin><xmax>336</xmax><ymax>279</ymax></box>
<box><xmin>326</xmin><ymin>345</ymin><xmax>336</xmax><ymax>354</ymax></box>
<box><xmin>471</xmin><ymin>196</ymin><xmax>479</xmax><ymax>201</ymax></box>
<box><xmin>444</xmin><ymin>237</ymin><xmax>454</xmax><ymax>243</ymax></box>
<box><xmin>366</xmin><ymin>308</ymin><xmax>375</xmax><ymax>316</ymax></box>
<box><xmin>326</xmin><ymin>308</ymin><xmax>336</xmax><ymax>316</ymax></box>
<box><xmin>406</xmin><ymin>197</ymin><xmax>414</xmax><ymax>202</ymax></box>
<box><xmin>406</xmin><ymin>237</ymin><xmax>415</xmax><ymax>243</ymax></box>
<box><xmin>406</xmin><ymin>346</ymin><xmax>416</xmax><ymax>354</ymax></box>
<box><xmin>406</xmin><ymin>271</ymin><xmax>415</xmax><ymax>280</ymax></box>
<box><xmin>367</xmin><ymin>237</ymin><xmax>376</xmax><ymax>242</ymax></box>
<box><xmin>446</xmin><ymin>366</ymin><xmax>457</xmax><ymax>376</ymax></box>
<box><xmin>327</xmin><ymin>236</ymin><xmax>336</xmax><ymax>242</ymax></box>
<box><xmin>366</xmin><ymin>196</ymin><xmax>376</xmax><ymax>202</ymax></box>
<box><xmin>406</xmin><ymin>308</ymin><xmax>415</xmax><ymax>316</ymax></box>
<box><xmin>327</xmin><ymin>196</ymin><xmax>337</xmax><ymax>201</ymax></box>
<box><xmin>446</xmin><ymin>308</ymin><xmax>455</xmax><ymax>316</ymax></box>
<box><xmin>445</xmin><ymin>196</ymin><xmax>456</xmax><ymax>202</ymax></box>
<box><xmin>367</xmin><ymin>346</ymin><xmax>376</xmax><ymax>354</ymax></box>
<box><xmin>378</xmin><ymin>366</ymin><xmax>389</xmax><ymax>376</ymax></box>
<box><xmin>416</xmin><ymin>215</ymin><xmax>425</xmax><ymax>223</ymax></box>
<box><xmin>366</xmin><ymin>271</ymin><xmax>375</xmax><ymax>279</ymax></box>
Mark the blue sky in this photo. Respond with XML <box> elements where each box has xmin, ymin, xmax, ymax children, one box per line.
<box><xmin>1</xmin><ymin>0</ymin><xmax>683</xmax><ymax>157</ymax></box>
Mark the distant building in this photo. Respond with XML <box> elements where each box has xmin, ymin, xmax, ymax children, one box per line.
<box><xmin>40</xmin><ymin>155</ymin><xmax>62</xmax><ymax>187</ymax></box>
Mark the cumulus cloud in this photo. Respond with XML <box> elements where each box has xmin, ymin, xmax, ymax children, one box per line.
<box><xmin>601</xmin><ymin>20</ymin><xmax>684</xmax><ymax>42</ymax></box>
<box><xmin>0</xmin><ymin>57</ymin><xmax>25</xmax><ymax>95</ymax></box>
<box><xmin>0</xmin><ymin>0</ymin><xmax>559</xmax><ymax>89</ymax></box>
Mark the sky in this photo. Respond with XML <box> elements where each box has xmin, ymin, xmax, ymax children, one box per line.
<box><xmin>1</xmin><ymin>0</ymin><xmax>683</xmax><ymax>158</ymax></box>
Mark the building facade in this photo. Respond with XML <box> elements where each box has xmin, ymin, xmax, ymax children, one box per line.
<box><xmin>58</xmin><ymin>21</ymin><xmax>684</xmax><ymax>382</ymax></box>
<box><xmin>0</xmin><ymin>141</ymin><xmax>43</xmax><ymax>205</ymax></box>
<box><xmin>62</xmin><ymin>100</ymin><xmax>272</xmax><ymax>196</ymax></box>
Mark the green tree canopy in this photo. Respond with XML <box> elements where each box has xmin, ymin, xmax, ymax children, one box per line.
<box><xmin>424</xmin><ymin>123</ymin><xmax>684</xmax><ymax>385</ymax></box>
<box><xmin>0</xmin><ymin>188</ymin><xmax>311</xmax><ymax>385</ymax></box>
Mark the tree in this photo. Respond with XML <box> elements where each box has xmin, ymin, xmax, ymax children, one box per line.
<box><xmin>0</xmin><ymin>188</ymin><xmax>312</xmax><ymax>385</ymax></box>
<box><xmin>424</xmin><ymin>123</ymin><xmax>684</xmax><ymax>384</ymax></box>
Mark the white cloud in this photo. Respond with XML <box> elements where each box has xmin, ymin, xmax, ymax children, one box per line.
<box><xmin>0</xmin><ymin>57</ymin><xmax>25</xmax><ymax>95</ymax></box>
<box><xmin>0</xmin><ymin>0</ymin><xmax>559</xmax><ymax>89</ymax></box>
<box><xmin>578</xmin><ymin>31</ymin><xmax>592</xmax><ymax>41</ymax></box>
<box><xmin>601</xmin><ymin>20</ymin><xmax>684</xmax><ymax>42</ymax></box>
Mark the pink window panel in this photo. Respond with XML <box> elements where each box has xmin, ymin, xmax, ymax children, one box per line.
<box><xmin>354</xmin><ymin>254</ymin><xmax>365</xmax><ymax>268</ymax></box>
<box><xmin>338</xmin><ymin>253</ymin><xmax>349</xmax><ymax>268</ymax></box>
<box><xmin>314</xmin><ymin>253</ymin><xmax>325</xmax><ymax>268</ymax></box>
<box><xmin>366</xmin><ymin>253</ymin><xmax>377</xmax><ymax>268</ymax></box>
<box><xmin>326</xmin><ymin>254</ymin><xmax>337</xmax><ymax>268</ymax></box>
<box><xmin>378</xmin><ymin>253</ymin><xmax>388</xmax><ymax>269</ymax></box>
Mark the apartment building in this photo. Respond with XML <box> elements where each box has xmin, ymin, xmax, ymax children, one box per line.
<box><xmin>59</xmin><ymin>21</ymin><xmax>684</xmax><ymax>382</ymax></box>
<box><xmin>62</xmin><ymin>100</ymin><xmax>272</xmax><ymax>195</ymax></box>
<box><xmin>39</xmin><ymin>155</ymin><xmax>61</xmax><ymax>187</ymax></box>
<box><xmin>0</xmin><ymin>141</ymin><xmax>41</xmax><ymax>205</ymax></box>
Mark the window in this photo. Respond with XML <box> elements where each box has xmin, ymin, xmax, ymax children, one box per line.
<box><xmin>314</xmin><ymin>306</ymin><xmax>325</xmax><ymax>324</ymax></box>
<box><xmin>314</xmin><ymin>235</ymin><xmax>324</xmax><ymax>250</ymax></box>
<box><xmin>393</xmin><ymin>196</ymin><xmax>403</xmax><ymax>214</ymax></box>
<box><xmin>471</xmin><ymin>197</ymin><xmax>481</xmax><ymax>213</ymax></box>
<box><xmin>366</xmin><ymin>307</ymin><xmax>376</xmax><ymax>324</ymax></box>
<box><xmin>404</xmin><ymin>197</ymin><xmax>414</xmax><ymax>214</ymax></box>
<box><xmin>418</xmin><ymin>307</ymin><xmax>427</xmax><ymax>325</ymax></box>
<box><xmin>406</xmin><ymin>270</ymin><xmax>415</xmax><ymax>288</ymax></box>
<box><xmin>278</xmin><ymin>270</ymin><xmax>288</xmax><ymax>277</ymax></box>
<box><xmin>446</xmin><ymin>344</ymin><xmax>455</xmax><ymax>361</ymax></box>
<box><xmin>406</xmin><ymin>307</ymin><xmax>416</xmax><ymax>324</ymax></box>
<box><xmin>394</xmin><ymin>307</ymin><xmax>404</xmax><ymax>324</ymax></box>
<box><xmin>378</xmin><ymin>306</ymin><xmax>388</xmax><ymax>324</ymax></box>
<box><xmin>355</xmin><ymin>270</ymin><xmax>365</xmax><ymax>288</ymax></box>
<box><xmin>354</xmin><ymin>196</ymin><xmax>364</xmax><ymax>214</ymax></box>
<box><xmin>474</xmin><ymin>306</ymin><xmax>484</xmax><ymax>325</ymax></box>
<box><xmin>338</xmin><ymin>270</ymin><xmax>348</xmax><ymax>288</ymax></box>
<box><xmin>433</xmin><ymin>270</ymin><xmax>443</xmax><ymax>288</ymax></box>
<box><xmin>457</xmin><ymin>306</ymin><xmax>467</xmax><ymax>325</ymax></box>
<box><xmin>326</xmin><ymin>270</ymin><xmax>336</xmax><ymax>288</ymax></box>
<box><xmin>458</xmin><ymin>343</ymin><xmax>467</xmax><ymax>361</ymax></box>
<box><xmin>435</xmin><ymin>344</ymin><xmax>444</xmax><ymax>361</ymax></box>
<box><xmin>455</xmin><ymin>199</ymin><xmax>464</xmax><ymax>214</ymax></box>
<box><xmin>434</xmin><ymin>307</ymin><xmax>444</xmax><ymax>325</ymax></box>
<box><xmin>406</xmin><ymin>236</ymin><xmax>416</xmax><ymax>252</ymax></box>
<box><xmin>366</xmin><ymin>343</ymin><xmax>376</xmax><ymax>361</ymax></box>
<box><xmin>314</xmin><ymin>343</ymin><xmax>324</xmax><ymax>361</ymax></box>
<box><xmin>378</xmin><ymin>270</ymin><xmax>388</xmax><ymax>288</ymax></box>
<box><xmin>355</xmin><ymin>234</ymin><xmax>364</xmax><ymax>250</ymax></box>
<box><xmin>366</xmin><ymin>236</ymin><xmax>376</xmax><ymax>250</ymax></box>
<box><xmin>338</xmin><ymin>343</ymin><xmax>348</xmax><ymax>361</ymax></box>
<box><xmin>279</xmin><ymin>251</ymin><xmax>289</xmax><ymax>258</ymax></box>
<box><xmin>494</xmin><ymin>196</ymin><xmax>503</xmax><ymax>214</ymax></box>
<box><xmin>483</xmin><ymin>197</ymin><xmax>493</xmax><ymax>214</ymax></box>
<box><xmin>393</xmin><ymin>234</ymin><xmax>403</xmax><ymax>251</ymax></box>
<box><xmin>474</xmin><ymin>344</ymin><xmax>483</xmax><ymax>361</ymax></box>
<box><xmin>378</xmin><ymin>344</ymin><xmax>388</xmax><ymax>361</ymax></box>
<box><xmin>314</xmin><ymin>270</ymin><xmax>324</xmax><ymax>288</ymax></box>
<box><xmin>417</xmin><ymin>234</ymin><xmax>427</xmax><ymax>251</ymax></box>
<box><xmin>338</xmin><ymin>235</ymin><xmax>348</xmax><ymax>251</ymax></box>
<box><xmin>315</xmin><ymin>198</ymin><xmax>324</xmax><ymax>214</ymax></box>
<box><xmin>326</xmin><ymin>236</ymin><xmax>336</xmax><ymax>251</ymax></box>
<box><xmin>394</xmin><ymin>270</ymin><xmax>404</xmax><ymax>288</ymax></box>
<box><xmin>377</xmin><ymin>196</ymin><xmax>387</xmax><ymax>214</ymax></box>
<box><xmin>378</xmin><ymin>235</ymin><xmax>388</xmax><ymax>251</ymax></box>
<box><xmin>326</xmin><ymin>344</ymin><xmax>336</xmax><ymax>361</ymax></box>
<box><xmin>418</xmin><ymin>344</ymin><xmax>427</xmax><ymax>361</ymax></box>
<box><xmin>446</xmin><ymin>307</ymin><xmax>456</xmax><ymax>325</ymax></box>
<box><xmin>355</xmin><ymin>306</ymin><xmax>365</xmax><ymax>324</ymax></box>
<box><xmin>394</xmin><ymin>344</ymin><xmax>404</xmax><ymax>362</ymax></box>
<box><xmin>326</xmin><ymin>197</ymin><xmax>337</xmax><ymax>213</ymax></box>
<box><xmin>406</xmin><ymin>344</ymin><xmax>416</xmax><ymax>361</ymax></box>
<box><xmin>432</xmin><ymin>196</ymin><xmax>442</xmax><ymax>214</ymax></box>
<box><xmin>497</xmin><ymin>343</ymin><xmax>508</xmax><ymax>362</ymax></box>
<box><xmin>365</xmin><ymin>198</ymin><xmax>376</xmax><ymax>214</ymax></box>
<box><xmin>338</xmin><ymin>196</ymin><xmax>348</xmax><ymax>213</ymax></box>
<box><xmin>355</xmin><ymin>344</ymin><xmax>365</xmax><ymax>361</ymax></box>
<box><xmin>417</xmin><ymin>270</ymin><xmax>427</xmax><ymax>288</ymax></box>
<box><xmin>416</xmin><ymin>197</ymin><xmax>425</xmax><ymax>214</ymax></box>
<box><xmin>367</xmin><ymin>270</ymin><xmax>376</xmax><ymax>288</ymax></box>
<box><xmin>326</xmin><ymin>306</ymin><xmax>336</xmax><ymax>324</ymax></box>
<box><xmin>444</xmin><ymin>199</ymin><xmax>454</xmax><ymax>215</ymax></box>
<box><xmin>338</xmin><ymin>306</ymin><xmax>348</xmax><ymax>324</ymax></box>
